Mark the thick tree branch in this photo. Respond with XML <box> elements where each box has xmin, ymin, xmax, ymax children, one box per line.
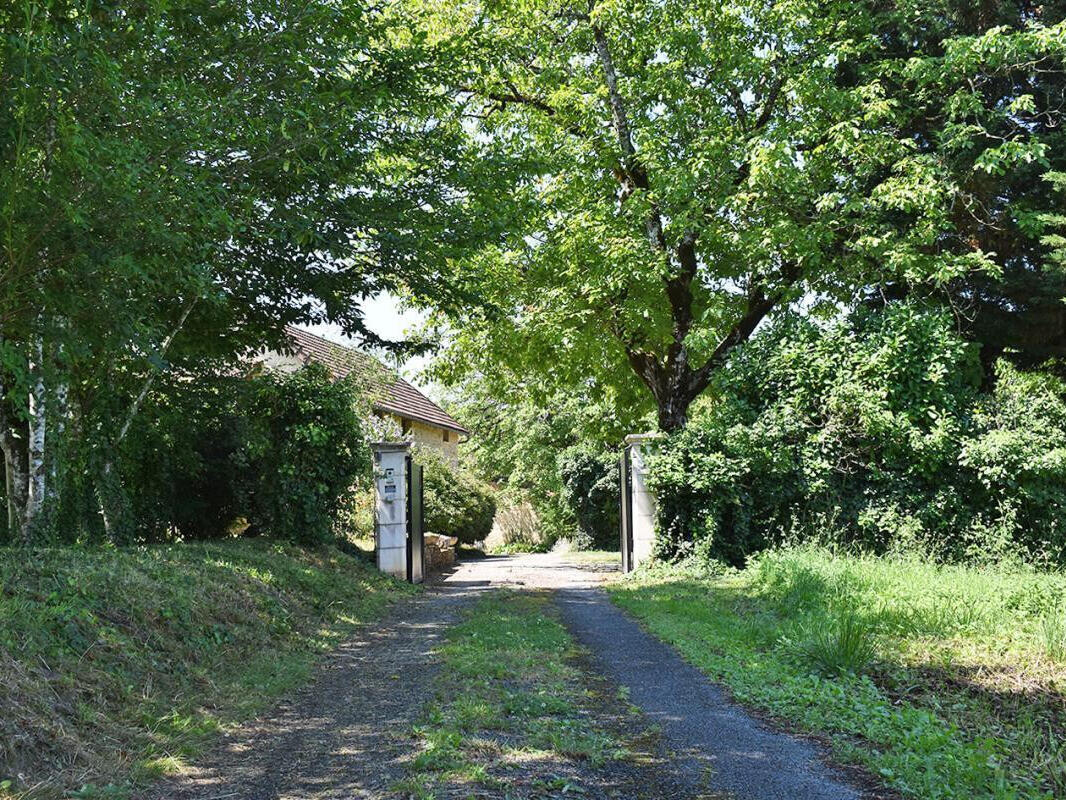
<box><xmin>588</xmin><ymin>15</ymin><xmax>666</xmax><ymax>252</ymax></box>
<box><xmin>458</xmin><ymin>85</ymin><xmax>590</xmax><ymax>140</ymax></box>
<box><xmin>624</xmin><ymin>347</ymin><xmax>661</xmax><ymax>395</ymax></box>
<box><xmin>113</xmin><ymin>297</ymin><xmax>198</xmax><ymax>448</ymax></box>
<box><xmin>686</xmin><ymin>265</ymin><xmax>801</xmax><ymax>398</ymax></box>
<box><xmin>752</xmin><ymin>73</ymin><xmax>786</xmax><ymax>131</ymax></box>
<box><xmin>666</xmin><ymin>230</ymin><xmax>699</xmax><ymax>355</ymax></box>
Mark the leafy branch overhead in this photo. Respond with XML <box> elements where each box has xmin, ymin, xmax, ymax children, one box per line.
<box><xmin>420</xmin><ymin>0</ymin><xmax>1066</xmax><ymax>430</ymax></box>
<box><xmin>0</xmin><ymin>0</ymin><xmax>502</xmax><ymax>539</ymax></box>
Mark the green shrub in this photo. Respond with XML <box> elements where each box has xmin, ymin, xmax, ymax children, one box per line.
<box><xmin>240</xmin><ymin>364</ymin><xmax>371</xmax><ymax>544</ymax></box>
<box><xmin>647</xmin><ymin>302</ymin><xmax>1066</xmax><ymax>566</ymax></box>
<box><xmin>557</xmin><ymin>445</ymin><xmax>619</xmax><ymax>549</ymax></box>
<box><xmin>73</xmin><ymin>364</ymin><xmax>371</xmax><ymax>545</ymax></box>
<box><xmin>419</xmin><ymin>449</ymin><xmax>497</xmax><ymax>545</ymax></box>
<box><xmin>118</xmin><ymin>374</ymin><xmax>250</xmax><ymax>542</ymax></box>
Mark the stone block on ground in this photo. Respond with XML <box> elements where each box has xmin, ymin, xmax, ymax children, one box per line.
<box><xmin>425</xmin><ymin>533</ymin><xmax>458</xmax><ymax>571</ymax></box>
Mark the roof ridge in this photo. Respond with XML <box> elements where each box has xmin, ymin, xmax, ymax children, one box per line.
<box><xmin>282</xmin><ymin>325</ymin><xmax>470</xmax><ymax>436</ymax></box>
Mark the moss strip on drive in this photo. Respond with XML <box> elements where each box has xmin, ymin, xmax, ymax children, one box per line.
<box><xmin>397</xmin><ymin>590</ymin><xmax>683</xmax><ymax>800</ymax></box>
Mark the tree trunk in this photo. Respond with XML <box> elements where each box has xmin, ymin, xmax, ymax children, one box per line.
<box><xmin>24</xmin><ymin>333</ymin><xmax>46</xmax><ymax>540</ymax></box>
<box><xmin>656</xmin><ymin>397</ymin><xmax>689</xmax><ymax>433</ymax></box>
<box><xmin>4</xmin><ymin>453</ymin><xmax>14</xmax><ymax>533</ymax></box>
<box><xmin>52</xmin><ymin>377</ymin><xmax>67</xmax><ymax>490</ymax></box>
<box><xmin>0</xmin><ymin>335</ymin><xmax>27</xmax><ymax>539</ymax></box>
<box><xmin>3</xmin><ymin>437</ymin><xmax>26</xmax><ymax>533</ymax></box>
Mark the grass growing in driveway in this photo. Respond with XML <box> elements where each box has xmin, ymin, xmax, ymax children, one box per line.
<box><xmin>397</xmin><ymin>590</ymin><xmax>635</xmax><ymax>799</ymax></box>
<box><xmin>0</xmin><ymin>540</ymin><xmax>412</xmax><ymax>799</ymax></box>
<box><xmin>610</xmin><ymin>546</ymin><xmax>1066</xmax><ymax>800</ymax></box>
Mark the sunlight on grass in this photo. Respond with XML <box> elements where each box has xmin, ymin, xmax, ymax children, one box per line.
<box><xmin>610</xmin><ymin>546</ymin><xmax>1066</xmax><ymax>800</ymax></box>
<box><xmin>404</xmin><ymin>590</ymin><xmax>629</xmax><ymax>795</ymax></box>
<box><xmin>0</xmin><ymin>540</ymin><xmax>413</xmax><ymax>799</ymax></box>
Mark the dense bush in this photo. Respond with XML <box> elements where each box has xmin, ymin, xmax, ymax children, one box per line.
<box><xmin>648</xmin><ymin>303</ymin><xmax>1066</xmax><ymax>566</ymax></box>
<box><xmin>557</xmin><ymin>445</ymin><xmax>619</xmax><ymax>549</ymax></box>
<box><xmin>240</xmin><ymin>365</ymin><xmax>371</xmax><ymax>543</ymax></box>
<box><xmin>419</xmin><ymin>448</ymin><xmax>497</xmax><ymax>545</ymax></box>
<box><xmin>117</xmin><ymin>375</ymin><xmax>250</xmax><ymax>542</ymax></box>
<box><xmin>35</xmin><ymin>364</ymin><xmax>371</xmax><ymax>545</ymax></box>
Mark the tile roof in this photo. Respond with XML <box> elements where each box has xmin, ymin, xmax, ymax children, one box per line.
<box><xmin>282</xmin><ymin>326</ymin><xmax>470</xmax><ymax>436</ymax></box>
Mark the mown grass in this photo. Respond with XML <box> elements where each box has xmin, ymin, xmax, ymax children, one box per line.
<box><xmin>610</xmin><ymin>546</ymin><xmax>1066</xmax><ymax>800</ymax></box>
<box><xmin>397</xmin><ymin>590</ymin><xmax>629</xmax><ymax>798</ymax></box>
<box><xmin>0</xmin><ymin>539</ymin><xmax>413</xmax><ymax>799</ymax></box>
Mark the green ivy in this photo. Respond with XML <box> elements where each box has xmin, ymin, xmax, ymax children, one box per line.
<box><xmin>648</xmin><ymin>303</ymin><xmax>1066</xmax><ymax>566</ymax></box>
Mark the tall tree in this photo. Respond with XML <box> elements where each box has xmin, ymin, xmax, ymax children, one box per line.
<box><xmin>417</xmin><ymin>0</ymin><xmax>1064</xmax><ymax>431</ymax></box>
<box><xmin>0</xmin><ymin>0</ymin><xmax>492</xmax><ymax>541</ymax></box>
<box><xmin>851</xmin><ymin>1</ymin><xmax>1066</xmax><ymax>377</ymax></box>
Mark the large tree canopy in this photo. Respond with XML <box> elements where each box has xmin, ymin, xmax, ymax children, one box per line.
<box><xmin>851</xmin><ymin>1</ymin><xmax>1066</xmax><ymax>376</ymax></box>
<box><xmin>0</xmin><ymin>0</ymin><xmax>498</xmax><ymax>540</ymax></box>
<box><xmin>418</xmin><ymin>0</ymin><xmax>1066</xmax><ymax>431</ymax></box>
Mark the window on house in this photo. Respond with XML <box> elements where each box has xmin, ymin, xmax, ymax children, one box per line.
<box><xmin>443</xmin><ymin>430</ymin><xmax>450</xmax><ymax>442</ymax></box>
<box><xmin>401</xmin><ymin>418</ymin><xmax>411</xmax><ymax>435</ymax></box>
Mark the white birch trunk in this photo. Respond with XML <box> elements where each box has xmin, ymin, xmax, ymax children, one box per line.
<box><xmin>0</xmin><ymin>385</ymin><xmax>28</xmax><ymax>539</ymax></box>
<box><xmin>0</xmin><ymin>334</ymin><xmax>26</xmax><ymax>537</ymax></box>
<box><xmin>25</xmin><ymin>334</ymin><xmax>46</xmax><ymax>537</ymax></box>
<box><xmin>52</xmin><ymin>378</ymin><xmax>67</xmax><ymax>489</ymax></box>
<box><xmin>3</xmin><ymin>445</ymin><xmax>27</xmax><ymax>538</ymax></box>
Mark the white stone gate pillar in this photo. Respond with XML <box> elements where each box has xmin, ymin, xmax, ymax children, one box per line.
<box><xmin>372</xmin><ymin>442</ymin><xmax>410</xmax><ymax>579</ymax></box>
<box><xmin>626</xmin><ymin>433</ymin><xmax>661</xmax><ymax>569</ymax></box>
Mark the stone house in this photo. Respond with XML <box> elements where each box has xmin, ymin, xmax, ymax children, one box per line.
<box><xmin>260</xmin><ymin>325</ymin><xmax>468</xmax><ymax>465</ymax></box>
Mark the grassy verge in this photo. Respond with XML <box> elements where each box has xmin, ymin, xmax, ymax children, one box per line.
<box><xmin>0</xmin><ymin>539</ymin><xmax>412</xmax><ymax>799</ymax></box>
<box><xmin>397</xmin><ymin>590</ymin><xmax>639</xmax><ymax>799</ymax></box>
<box><xmin>610</xmin><ymin>546</ymin><xmax>1066</xmax><ymax>800</ymax></box>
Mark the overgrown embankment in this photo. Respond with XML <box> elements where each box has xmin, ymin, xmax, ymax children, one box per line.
<box><xmin>0</xmin><ymin>540</ymin><xmax>411</xmax><ymax>799</ymax></box>
<box><xmin>611</xmin><ymin>547</ymin><xmax>1066</xmax><ymax>800</ymax></box>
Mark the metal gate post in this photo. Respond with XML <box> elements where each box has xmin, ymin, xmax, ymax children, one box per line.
<box><xmin>406</xmin><ymin>458</ymin><xmax>425</xmax><ymax>584</ymax></box>
<box><xmin>620</xmin><ymin>446</ymin><xmax>634</xmax><ymax>572</ymax></box>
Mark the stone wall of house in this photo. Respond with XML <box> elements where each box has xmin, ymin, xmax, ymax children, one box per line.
<box><xmin>390</xmin><ymin>415</ymin><xmax>459</xmax><ymax>467</ymax></box>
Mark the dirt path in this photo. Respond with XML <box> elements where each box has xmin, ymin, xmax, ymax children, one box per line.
<box><xmin>145</xmin><ymin>553</ymin><xmax>865</xmax><ymax>800</ymax></box>
<box><xmin>142</xmin><ymin>576</ymin><xmax>483</xmax><ymax>800</ymax></box>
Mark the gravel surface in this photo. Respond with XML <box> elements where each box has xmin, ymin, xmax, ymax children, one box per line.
<box><xmin>141</xmin><ymin>577</ymin><xmax>484</xmax><ymax>800</ymax></box>
<box><xmin>555</xmin><ymin>585</ymin><xmax>861</xmax><ymax>800</ymax></box>
<box><xmin>473</xmin><ymin>553</ymin><xmax>862</xmax><ymax>799</ymax></box>
<box><xmin>144</xmin><ymin>552</ymin><xmax>867</xmax><ymax>800</ymax></box>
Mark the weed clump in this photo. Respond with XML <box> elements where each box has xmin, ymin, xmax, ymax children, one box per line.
<box><xmin>799</xmin><ymin>609</ymin><xmax>877</xmax><ymax>676</ymax></box>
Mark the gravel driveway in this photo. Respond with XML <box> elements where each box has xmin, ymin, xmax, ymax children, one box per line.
<box><xmin>144</xmin><ymin>552</ymin><xmax>865</xmax><ymax>800</ymax></box>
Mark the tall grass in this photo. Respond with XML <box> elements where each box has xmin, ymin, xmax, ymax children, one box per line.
<box><xmin>613</xmin><ymin>545</ymin><xmax>1066</xmax><ymax>799</ymax></box>
<box><xmin>800</xmin><ymin>609</ymin><xmax>877</xmax><ymax>676</ymax></box>
<box><xmin>1042</xmin><ymin>611</ymin><xmax>1066</xmax><ymax>661</ymax></box>
<box><xmin>752</xmin><ymin>545</ymin><xmax>1066</xmax><ymax>656</ymax></box>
